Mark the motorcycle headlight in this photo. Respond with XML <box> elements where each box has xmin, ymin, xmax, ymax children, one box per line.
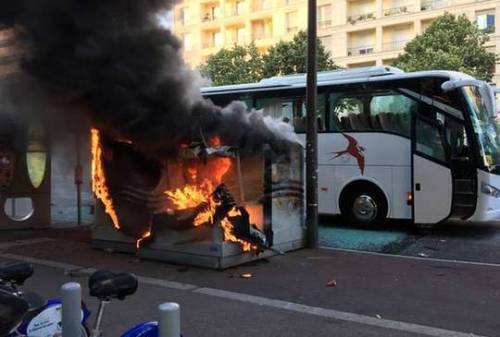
<box><xmin>481</xmin><ymin>181</ymin><xmax>500</xmax><ymax>198</ymax></box>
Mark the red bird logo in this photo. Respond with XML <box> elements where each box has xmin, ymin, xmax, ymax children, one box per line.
<box><xmin>330</xmin><ymin>133</ymin><xmax>365</xmax><ymax>174</ymax></box>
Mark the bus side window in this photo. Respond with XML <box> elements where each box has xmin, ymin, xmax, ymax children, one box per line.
<box><xmin>330</xmin><ymin>95</ymin><xmax>364</xmax><ymax>132</ymax></box>
<box><xmin>370</xmin><ymin>93</ymin><xmax>415</xmax><ymax>137</ymax></box>
<box><xmin>255</xmin><ymin>98</ymin><xmax>282</xmax><ymax>118</ymax></box>
<box><xmin>289</xmin><ymin>95</ymin><xmax>326</xmax><ymax>133</ymax></box>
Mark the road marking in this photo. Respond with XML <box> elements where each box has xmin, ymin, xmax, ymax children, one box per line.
<box><xmin>137</xmin><ymin>275</ymin><xmax>198</xmax><ymax>291</ymax></box>
<box><xmin>0</xmin><ymin>238</ymin><xmax>55</xmax><ymax>250</ymax></box>
<box><xmin>195</xmin><ymin>287</ymin><xmax>483</xmax><ymax>337</ymax></box>
<box><xmin>320</xmin><ymin>246</ymin><xmax>500</xmax><ymax>268</ymax></box>
<box><xmin>0</xmin><ymin>252</ymin><xmax>485</xmax><ymax>337</ymax></box>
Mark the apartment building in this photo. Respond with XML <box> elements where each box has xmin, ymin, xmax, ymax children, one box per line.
<box><xmin>173</xmin><ymin>0</ymin><xmax>500</xmax><ymax>83</ymax></box>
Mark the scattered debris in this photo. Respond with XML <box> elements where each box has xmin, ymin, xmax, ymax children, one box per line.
<box><xmin>439</xmin><ymin>239</ymin><xmax>446</xmax><ymax>243</ymax></box>
<box><xmin>326</xmin><ymin>279</ymin><xmax>337</xmax><ymax>287</ymax></box>
<box><xmin>240</xmin><ymin>273</ymin><xmax>253</xmax><ymax>279</ymax></box>
<box><xmin>418</xmin><ymin>253</ymin><xmax>428</xmax><ymax>257</ymax></box>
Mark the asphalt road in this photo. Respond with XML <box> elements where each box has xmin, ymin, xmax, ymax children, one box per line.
<box><xmin>13</xmin><ymin>263</ymin><xmax>425</xmax><ymax>337</ymax></box>
<box><xmin>1</xmin><ymin>229</ymin><xmax>500</xmax><ymax>337</ymax></box>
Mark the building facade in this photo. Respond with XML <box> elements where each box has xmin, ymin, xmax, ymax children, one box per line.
<box><xmin>172</xmin><ymin>0</ymin><xmax>500</xmax><ymax>83</ymax></box>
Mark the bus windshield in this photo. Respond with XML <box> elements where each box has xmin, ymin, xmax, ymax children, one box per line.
<box><xmin>463</xmin><ymin>85</ymin><xmax>500</xmax><ymax>171</ymax></box>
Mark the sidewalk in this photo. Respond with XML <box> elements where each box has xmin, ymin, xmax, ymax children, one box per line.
<box><xmin>1</xmin><ymin>227</ymin><xmax>498</xmax><ymax>336</ymax></box>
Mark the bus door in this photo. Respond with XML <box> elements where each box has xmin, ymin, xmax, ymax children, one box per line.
<box><xmin>412</xmin><ymin>102</ymin><xmax>475</xmax><ymax>223</ymax></box>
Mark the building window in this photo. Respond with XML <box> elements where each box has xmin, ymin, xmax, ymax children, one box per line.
<box><xmin>252</xmin><ymin>19</ymin><xmax>272</xmax><ymax>40</ymax></box>
<box><xmin>227</xmin><ymin>0</ymin><xmax>244</xmax><ymax>16</ymax></box>
<box><xmin>252</xmin><ymin>0</ymin><xmax>272</xmax><ymax>11</ymax></box>
<box><xmin>477</xmin><ymin>12</ymin><xmax>495</xmax><ymax>34</ymax></box>
<box><xmin>202</xmin><ymin>5</ymin><xmax>220</xmax><ymax>22</ymax></box>
<box><xmin>179</xmin><ymin>7</ymin><xmax>190</xmax><ymax>25</ymax></box>
<box><xmin>214</xmin><ymin>31</ymin><xmax>223</xmax><ymax>47</ymax></box>
<box><xmin>236</xmin><ymin>0</ymin><xmax>245</xmax><ymax>15</ymax></box>
<box><xmin>227</xmin><ymin>27</ymin><xmax>244</xmax><ymax>44</ymax></box>
<box><xmin>237</xmin><ymin>27</ymin><xmax>246</xmax><ymax>43</ymax></box>
<box><xmin>203</xmin><ymin>30</ymin><xmax>222</xmax><ymax>48</ymax></box>
<box><xmin>285</xmin><ymin>11</ymin><xmax>298</xmax><ymax>34</ymax></box>
<box><xmin>183</xmin><ymin>33</ymin><xmax>192</xmax><ymax>51</ymax></box>
<box><xmin>319</xmin><ymin>35</ymin><xmax>332</xmax><ymax>49</ymax></box>
<box><xmin>317</xmin><ymin>4</ymin><xmax>332</xmax><ymax>28</ymax></box>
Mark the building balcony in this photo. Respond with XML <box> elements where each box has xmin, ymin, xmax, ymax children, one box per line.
<box><xmin>252</xmin><ymin>0</ymin><xmax>273</xmax><ymax>12</ymax></box>
<box><xmin>287</xmin><ymin>26</ymin><xmax>299</xmax><ymax>34</ymax></box>
<box><xmin>253</xmin><ymin>32</ymin><xmax>273</xmax><ymax>40</ymax></box>
<box><xmin>382</xmin><ymin>40</ymin><xmax>409</xmax><ymax>52</ymax></box>
<box><xmin>347</xmin><ymin>12</ymin><xmax>376</xmax><ymax>25</ymax></box>
<box><xmin>201</xmin><ymin>13</ymin><xmax>219</xmax><ymax>22</ymax></box>
<box><xmin>383</xmin><ymin>4</ymin><xmax>415</xmax><ymax>17</ymax></box>
<box><xmin>347</xmin><ymin>45</ymin><xmax>376</xmax><ymax>56</ymax></box>
<box><xmin>420</xmin><ymin>0</ymin><xmax>450</xmax><ymax>11</ymax></box>
<box><xmin>318</xmin><ymin>19</ymin><xmax>332</xmax><ymax>29</ymax></box>
<box><xmin>480</xmin><ymin>25</ymin><xmax>496</xmax><ymax>34</ymax></box>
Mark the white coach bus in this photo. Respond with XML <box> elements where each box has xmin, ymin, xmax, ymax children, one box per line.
<box><xmin>202</xmin><ymin>66</ymin><xmax>500</xmax><ymax>226</ymax></box>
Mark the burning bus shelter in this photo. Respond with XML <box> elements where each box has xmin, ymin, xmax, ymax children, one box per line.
<box><xmin>91</xmin><ymin>129</ymin><xmax>305</xmax><ymax>269</ymax></box>
<box><xmin>0</xmin><ymin>1</ymin><xmax>306</xmax><ymax>268</ymax></box>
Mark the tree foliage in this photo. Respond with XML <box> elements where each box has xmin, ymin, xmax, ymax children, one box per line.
<box><xmin>262</xmin><ymin>30</ymin><xmax>339</xmax><ymax>78</ymax></box>
<box><xmin>394</xmin><ymin>13</ymin><xmax>497</xmax><ymax>81</ymax></box>
<box><xmin>198</xmin><ymin>43</ymin><xmax>263</xmax><ymax>86</ymax></box>
<box><xmin>199</xmin><ymin>31</ymin><xmax>339</xmax><ymax>85</ymax></box>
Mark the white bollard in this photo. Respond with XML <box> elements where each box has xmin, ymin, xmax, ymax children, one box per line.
<box><xmin>61</xmin><ymin>282</ymin><xmax>82</xmax><ymax>337</ymax></box>
<box><xmin>158</xmin><ymin>302</ymin><xmax>181</xmax><ymax>337</ymax></box>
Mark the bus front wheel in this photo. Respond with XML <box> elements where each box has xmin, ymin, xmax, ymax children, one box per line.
<box><xmin>340</xmin><ymin>184</ymin><xmax>387</xmax><ymax>226</ymax></box>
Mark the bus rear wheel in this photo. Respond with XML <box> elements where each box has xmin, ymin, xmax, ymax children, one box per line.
<box><xmin>340</xmin><ymin>184</ymin><xmax>387</xmax><ymax>226</ymax></box>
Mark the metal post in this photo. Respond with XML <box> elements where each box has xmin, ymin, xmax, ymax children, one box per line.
<box><xmin>75</xmin><ymin>131</ymin><xmax>83</xmax><ymax>225</ymax></box>
<box><xmin>158</xmin><ymin>302</ymin><xmax>181</xmax><ymax>337</ymax></box>
<box><xmin>306</xmin><ymin>0</ymin><xmax>318</xmax><ymax>248</ymax></box>
<box><xmin>61</xmin><ymin>282</ymin><xmax>81</xmax><ymax>337</ymax></box>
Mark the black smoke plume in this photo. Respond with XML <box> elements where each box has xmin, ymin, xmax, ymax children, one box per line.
<box><xmin>0</xmin><ymin>0</ymin><xmax>297</xmax><ymax>155</ymax></box>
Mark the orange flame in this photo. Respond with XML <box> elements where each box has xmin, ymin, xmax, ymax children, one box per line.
<box><xmin>91</xmin><ymin>128</ymin><xmax>120</xmax><ymax>229</ymax></box>
<box><xmin>164</xmin><ymin>137</ymin><xmax>255</xmax><ymax>252</ymax></box>
<box><xmin>221</xmin><ymin>207</ymin><xmax>254</xmax><ymax>252</ymax></box>
<box><xmin>136</xmin><ymin>230</ymin><xmax>152</xmax><ymax>249</ymax></box>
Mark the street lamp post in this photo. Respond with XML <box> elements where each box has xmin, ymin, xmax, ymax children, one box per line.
<box><xmin>306</xmin><ymin>0</ymin><xmax>318</xmax><ymax>248</ymax></box>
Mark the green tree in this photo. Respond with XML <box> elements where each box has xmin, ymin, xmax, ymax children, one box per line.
<box><xmin>262</xmin><ymin>30</ymin><xmax>339</xmax><ymax>77</ymax></box>
<box><xmin>198</xmin><ymin>43</ymin><xmax>263</xmax><ymax>86</ymax></box>
<box><xmin>394</xmin><ymin>13</ymin><xmax>497</xmax><ymax>81</ymax></box>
